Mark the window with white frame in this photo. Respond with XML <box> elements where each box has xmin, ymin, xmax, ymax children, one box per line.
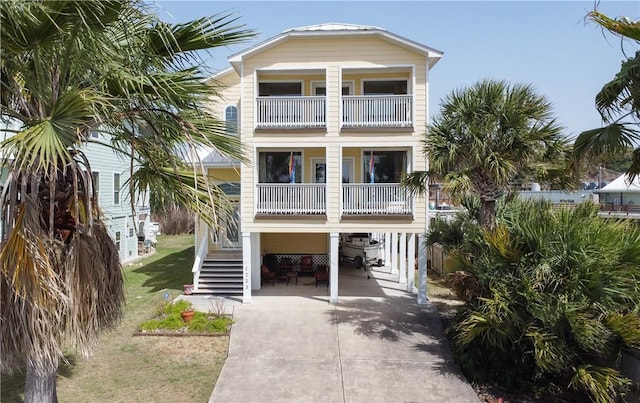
<box><xmin>113</xmin><ymin>173</ymin><xmax>120</xmax><ymax>205</ymax></box>
<box><xmin>115</xmin><ymin>231</ymin><xmax>121</xmax><ymax>251</ymax></box>
<box><xmin>225</xmin><ymin>105</ymin><xmax>238</xmax><ymax>134</ymax></box>
<box><xmin>258</xmin><ymin>151</ymin><xmax>301</xmax><ymax>183</ymax></box>
<box><xmin>364</xmin><ymin>151</ymin><xmax>407</xmax><ymax>183</ymax></box>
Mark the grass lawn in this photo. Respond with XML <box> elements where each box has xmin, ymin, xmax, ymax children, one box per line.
<box><xmin>1</xmin><ymin>234</ymin><xmax>229</xmax><ymax>403</ymax></box>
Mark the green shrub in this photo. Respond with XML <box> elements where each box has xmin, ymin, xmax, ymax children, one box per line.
<box><xmin>139</xmin><ymin>300</ymin><xmax>231</xmax><ymax>333</ymax></box>
<box><xmin>445</xmin><ymin>200</ymin><xmax>640</xmax><ymax>402</ymax></box>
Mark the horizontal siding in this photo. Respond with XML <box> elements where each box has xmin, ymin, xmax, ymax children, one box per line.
<box><xmin>248</xmin><ymin>37</ymin><xmax>424</xmax><ymax>69</ymax></box>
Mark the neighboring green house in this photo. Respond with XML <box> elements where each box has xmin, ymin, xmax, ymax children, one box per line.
<box><xmin>1</xmin><ymin>124</ymin><xmax>151</xmax><ymax>264</ymax></box>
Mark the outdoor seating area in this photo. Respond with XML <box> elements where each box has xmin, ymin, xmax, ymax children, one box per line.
<box><xmin>261</xmin><ymin>253</ymin><xmax>329</xmax><ymax>287</ymax></box>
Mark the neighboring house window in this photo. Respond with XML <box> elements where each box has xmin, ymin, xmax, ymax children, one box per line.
<box><xmin>92</xmin><ymin>171</ymin><xmax>99</xmax><ymax>201</ymax></box>
<box><xmin>115</xmin><ymin>231</ymin><xmax>121</xmax><ymax>251</ymax></box>
<box><xmin>363</xmin><ymin>80</ymin><xmax>408</xmax><ymax>95</ymax></box>
<box><xmin>129</xmin><ymin>227</ymin><xmax>134</xmax><ymax>238</ymax></box>
<box><xmin>89</xmin><ymin>130</ymin><xmax>99</xmax><ymax>139</ymax></box>
<box><xmin>225</xmin><ymin>105</ymin><xmax>238</xmax><ymax>134</ymax></box>
<box><xmin>258</xmin><ymin>82</ymin><xmax>302</xmax><ymax>96</ymax></box>
<box><xmin>113</xmin><ymin>173</ymin><xmax>120</xmax><ymax>205</ymax></box>
<box><xmin>364</xmin><ymin>151</ymin><xmax>407</xmax><ymax>183</ymax></box>
<box><xmin>258</xmin><ymin>151</ymin><xmax>301</xmax><ymax>183</ymax></box>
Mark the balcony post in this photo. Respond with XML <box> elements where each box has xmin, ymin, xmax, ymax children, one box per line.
<box><xmin>329</xmin><ymin>232</ymin><xmax>340</xmax><ymax>304</ymax></box>
<box><xmin>417</xmin><ymin>233</ymin><xmax>428</xmax><ymax>305</ymax></box>
<box><xmin>391</xmin><ymin>232</ymin><xmax>399</xmax><ymax>275</ymax></box>
<box><xmin>242</xmin><ymin>232</ymin><xmax>252</xmax><ymax>304</ymax></box>
<box><xmin>407</xmin><ymin>233</ymin><xmax>416</xmax><ymax>292</ymax></box>
<box><xmin>399</xmin><ymin>232</ymin><xmax>407</xmax><ymax>284</ymax></box>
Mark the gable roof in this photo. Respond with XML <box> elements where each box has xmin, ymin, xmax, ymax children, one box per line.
<box><xmin>597</xmin><ymin>173</ymin><xmax>640</xmax><ymax>193</ymax></box>
<box><xmin>227</xmin><ymin>22</ymin><xmax>443</xmax><ymax>72</ymax></box>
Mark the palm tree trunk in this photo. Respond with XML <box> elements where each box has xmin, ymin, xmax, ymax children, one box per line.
<box><xmin>24</xmin><ymin>361</ymin><xmax>58</xmax><ymax>403</ymax></box>
<box><xmin>480</xmin><ymin>197</ymin><xmax>496</xmax><ymax>230</ymax></box>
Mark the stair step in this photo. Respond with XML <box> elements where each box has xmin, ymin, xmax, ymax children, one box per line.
<box><xmin>199</xmin><ymin>278</ymin><xmax>242</xmax><ymax>284</ymax></box>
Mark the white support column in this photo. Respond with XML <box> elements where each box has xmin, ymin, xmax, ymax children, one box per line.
<box><xmin>417</xmin><ymin>233</ymin><xmax>428</xmax><ymax>305</ymax></box>
<box><xmin>399</xmin><ymin>232</ymin><xmax>407</xmax><ymax>284</ymax></box>
<box><xmin>407</xmin><ymin>233</ymin><xmax>416</xmax><ymax>292</ymax></box>
<box><xmin>329</xmin><ymin>232</ymin><xmax>340</xmax><ymax>304</ymax></box>
<box><xmin>384</xmin><ymin>232</ymin><xmax>391</xmax><ymax>267</ymax></box>
<box><xmin>242</xmin><ymin>232</ymin><xmax>252</xmax><ymax>304</ymax></box>
<box><xmin>391</xmin><ymin>232</ymin><xmax>399</xmax><ymax>275</ymax></box>
<box><xmin>251</xmin><ymin>233</ymin><xmax>261</xmax><ymax>290</ymax></box>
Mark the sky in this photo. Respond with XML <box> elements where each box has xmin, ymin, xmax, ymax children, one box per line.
<box><xmin>152</xmin><ymin>0</ymin><xmax>639</xmax><ymax>139</ymax></box>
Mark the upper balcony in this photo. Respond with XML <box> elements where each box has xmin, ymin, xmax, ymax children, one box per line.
<box><xmin>255</xmin><ymin>74</ymin><xmax>415</xmax><ymax>130</ymax></box>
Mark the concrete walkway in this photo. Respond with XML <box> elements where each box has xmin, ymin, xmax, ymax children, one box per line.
<box><xmin>183</xmin><ymin>266</ymin><xmax>479</xmax><ymax>403</ymax></box>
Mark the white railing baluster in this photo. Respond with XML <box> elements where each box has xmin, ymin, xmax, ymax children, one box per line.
<box><xmin>341</xmin><ymin>95</ymin><xmax>412</xmax><ymax>127</ymax></box>
<box><xmin>256</xmin><ymin>96</ymin><xmax>326</xmax><ymax>128</ymax></box>
<box><xmin>256</xmin><ymin>183</ymin><xmax>326</xmax><ymax>215</ymax></box>
<box><xmin>341</xmin><ymin>183</ymin><xmax>413</xmax><ymax>215</ymax></box>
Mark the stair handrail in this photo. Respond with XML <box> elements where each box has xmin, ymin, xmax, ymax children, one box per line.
<box><xmin>192</xmin><ymin>236</ymin><xmax>208</xmax><ymax>292</ymax></box>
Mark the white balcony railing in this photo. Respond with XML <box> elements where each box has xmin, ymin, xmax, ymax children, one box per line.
<box><xmin>342</xmin><ymin>95</ymin><xmax>412</xmax><ymax>127</ymax></box>
<box><xmin>342</xmin><ymin>184</ymin><xmax>413</xmax><ymax>215</ymax></box>
<box><xmin>256</xmin><ymin>183</ymin><xmax>326</xmax><ymax>215</ymax></box>
<box><xmin>256</xmin><ymin>96</ymin><xmax>326</xmax><ymax>128</ymax></box>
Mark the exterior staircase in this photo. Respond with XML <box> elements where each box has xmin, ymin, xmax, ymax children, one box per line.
<box><xmin>194</xmin><ymin>251</ymin><xmax>243</xmax><ymax>295</ymax></box>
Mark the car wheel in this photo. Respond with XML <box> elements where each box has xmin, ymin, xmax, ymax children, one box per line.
<box><xmin>354</xmin><ymin>256</ymin><xmax>363</xmax><ymax>268</ymax></box>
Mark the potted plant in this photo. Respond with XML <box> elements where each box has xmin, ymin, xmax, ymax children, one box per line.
<box><xmin>180</xmin><ymin>307</ymin><xmax>195</xmax><ymax>322</ymax></box>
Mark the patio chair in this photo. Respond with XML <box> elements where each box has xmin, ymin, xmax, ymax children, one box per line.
<box><xmin>314</xmin><ymin>264</ymin><xmax>329</xmax><ymax>287</ymax></box>
<box><xmin>299</xmin><ymin>255</ymin><xmax>314</xmax><ymax>276</ymax></box>
<box><xmin>261</xmin><ymin>265</ymin><xmax>276</xmax><ymax>286</ymax></box>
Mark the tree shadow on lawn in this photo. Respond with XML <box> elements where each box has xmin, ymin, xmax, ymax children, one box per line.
<box><xmin>131</xmin><ymin>245</ymin><xmax>194</xmax><ymax>293</ymax></box>
<box><xmin>329</xmin><ymin>295</ymin><xmax>470</xmax><ymax>382</ymax></box>
<box><xmin>1</xmin><ymin>354</ymin><xmax>77</xmax><ymax>402</ymax></box>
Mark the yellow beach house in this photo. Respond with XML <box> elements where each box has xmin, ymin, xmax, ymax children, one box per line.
<box><xmin>192</xmin><ymin>23</ymin><xmax>442</xmax><ymax>303</ymax></box>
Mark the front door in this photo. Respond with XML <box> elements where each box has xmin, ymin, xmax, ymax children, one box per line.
<box><xmin>222</xmin><ymin>203</ymin><xmax>241</xmax><ymax>249</ymax></box>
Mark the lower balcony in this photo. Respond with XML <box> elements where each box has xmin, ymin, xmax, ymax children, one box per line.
<box><xmin>254</xmin><ymin>183</ymin><xmax>413</xmax><ymax>217</ymax></box>
<box><xmin>256</xmin><ymin>183</ymin><xmax>326</xmax><ymax>215</ymax></box>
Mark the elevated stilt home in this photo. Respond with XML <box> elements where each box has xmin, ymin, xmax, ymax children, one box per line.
<box><xmin>193</xmin><ymin>23</ymin><xmax>442</xmax><ymax>303</ymax></box>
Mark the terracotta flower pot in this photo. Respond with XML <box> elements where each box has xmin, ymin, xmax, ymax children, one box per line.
<box><xmin>181</xmin><ymin>310</ymin><xmax>195</xmax><ymax>322</ymax></box>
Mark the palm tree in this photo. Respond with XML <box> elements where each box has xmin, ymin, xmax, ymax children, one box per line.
<box><xmin>0</xmin><ymin>1</ymin><xmax>254</xmax><ymax>401</ymax></box>
<box><xmin>403</xmin><ymin>79</ymin><xmax>570</xmax><ymax>229</ymax></box>
<box><xmin>572</xmin><ymin>11</ymin><xmax>640</xmax><ymax>179</ymax></box>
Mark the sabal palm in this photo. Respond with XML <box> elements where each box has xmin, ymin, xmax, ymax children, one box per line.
<box><xmin>403</xmin><ymin>79</ymin><xmax>569</xmax><ymax>229</ymax></box>
<box><xmin>0</xmin><ymin>1</ymin><xmax>253</xmax><ymax>401</ymax></box>
<box><xmin>448</xmin><ymin>200</ymin><xmax>640</xmax><ymax>402</ymax></box>
<box><xmin>572</xmin><ymin>12</ymin><xmax>640</xmax><ymax>179</ymax></box>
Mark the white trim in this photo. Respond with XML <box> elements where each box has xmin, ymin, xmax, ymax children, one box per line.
<box><xmin>311</xmin><ymin>80</ymin><xmax>354</xmax><ymax>96</ymax></box>
<box><xmin>112</xmin><ymin>171</ymin><xmax>121</xmax><ymax>206</ymax></box>
<box><xmin>257</xmin><ymin>79</ymin><xmax>305</xmax><ymax>96</ymax></box>
<box><xmin>310</xmin><ymin>157</ymin><xmax>326</xmax><ymax>184</ymax></box>
<box><xmin>342</xmin><ymin>156</ymin><xmax>355</xmax><ymax>184</ymax></box>
<box><xmin>228</xmin><ymin>28</ymin><xmax>443</xmax><ymax>69</ymax></box>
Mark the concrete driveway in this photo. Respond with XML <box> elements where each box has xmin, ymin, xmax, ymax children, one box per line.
<box><xmin>198</xmin><ymin>267</ymin><xmax>479</xmax><ymax>403</ymax></box>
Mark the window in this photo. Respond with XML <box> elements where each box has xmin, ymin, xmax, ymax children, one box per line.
<box><xmin>113</xmin><ymin>173</ymin><xmax>120</xmax><ymax>205</ymax></box>
<box><xmin>258</xmin><ymin>151</ymin><xmax>301</xmax><ymax>183</ymax></box>
<box><xmin>225</xmin><ymin>105</ymin><xmax>238</xmax><ymax>134</ymax></box>
<box><xmin>312</xmin><ymin>81</ymin><xmax>353</xmax><ymax>96</ymax></box>
<box><xmin>92</xmin><ymin>171</ymin><xmax>99</xmax><ymax>201</ymax></box>
<box><xmin>129</xmin><ymin>227</ymin><xmax>134</xmax><ymax>238</ymax></box>
<box><xmin>89</xmin><ymin>130</ymin><xmax>99</xmax><ymax>139</ymax></box>
<box><xmin>258</xmin><ymin>82</ymin><xmax>302</xmax><ymax>96</ymax></box>
<box><xmin>364</xmin><ymin>151</ymin><xmax>407</xmax><ymax>183</ymax></box>
<box><xmin>363</xmin><ymin>80</ymin><xmax>408</xmax><ymax>95</ymax></box>
<box><xmin>115</xmin><ymin>231</ymin><xmax>121</xmax><ymax>251</ymax></box>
